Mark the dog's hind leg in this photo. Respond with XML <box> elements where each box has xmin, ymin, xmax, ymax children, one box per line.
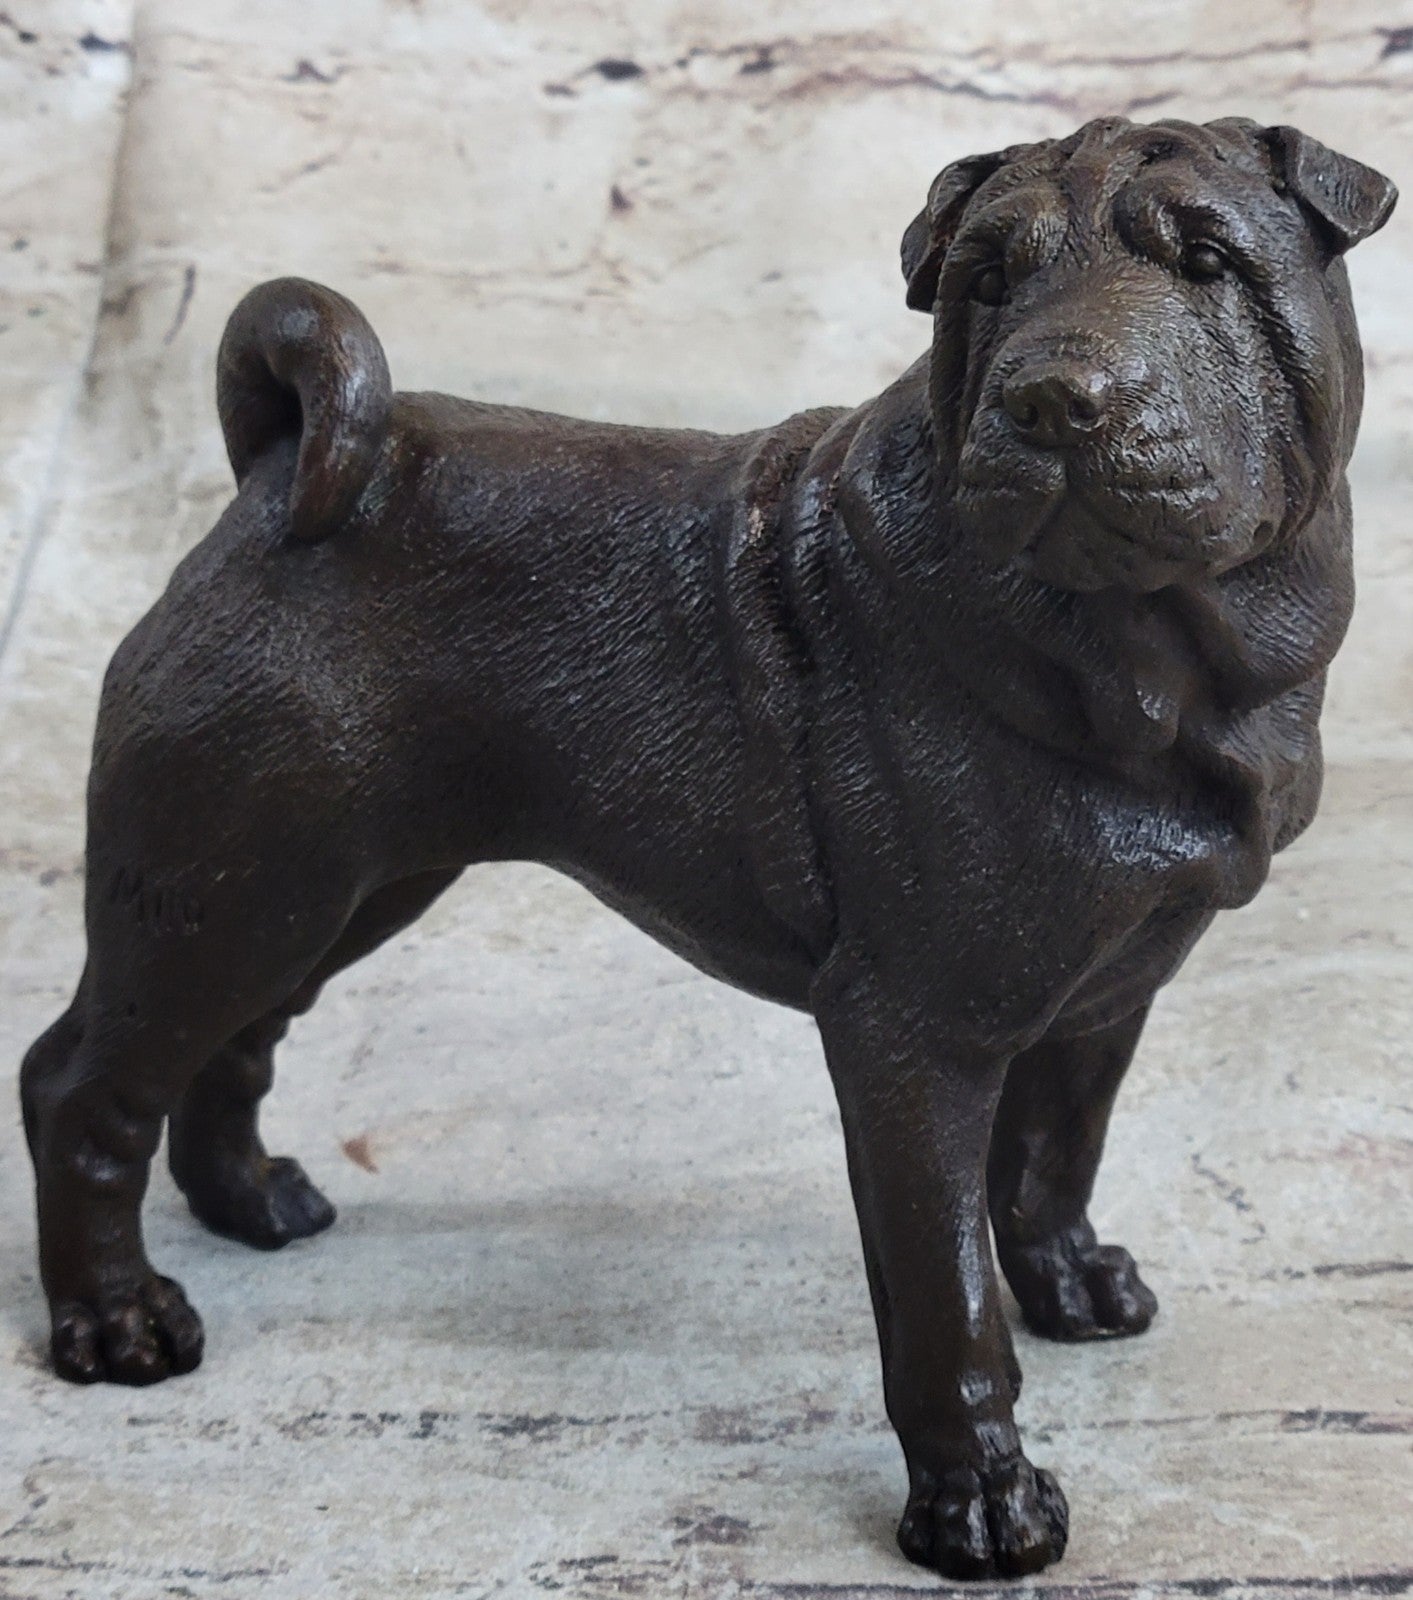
<box><xmin>987</xmin><ymin>1003</ymin><xmax>1159</xmax><ymax>1341</ymax></box>
<box><xmin>21</xmin><ymin>893</ymin><xmax>358</xmax><ymax>1384</ymax></box>
<box><xmin>169</xmin><ymin>868</ymin><xmax>462</xmax><ymax>1251</ymax></box>
<box><xmin>167</xmin><ymin>1007</ymin><xmax>331</xmax><ymax>1253</ymax></box>
<box><xmin>19</xmin><ymin>772</ymin><xmax>396</xmax><ymax>1382</ymax></box>
<box><xmin>23</xmin><ymin>999</ymin><xmax>216</xmax><ymax>1385</ymax></box>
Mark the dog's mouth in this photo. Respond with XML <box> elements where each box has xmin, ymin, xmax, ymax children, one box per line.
<box><xmin>957</xmin><ymin>455</ymin><xmax>1276</xmax><ymax>594</ymax></box>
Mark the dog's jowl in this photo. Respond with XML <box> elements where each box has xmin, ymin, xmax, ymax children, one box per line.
<box><xmin>20</xmin><ymin>117</ymin><xmax>1396</xmax><ymax>1579</ymax></box>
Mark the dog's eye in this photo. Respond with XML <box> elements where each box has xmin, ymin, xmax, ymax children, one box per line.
<box><xmin>1184</xmin><ymin>242</ymin><xmax>1229</xmax><ymax>282</ymax></box>
<box><xmin>971</xmin><ymin>264</ymin><xmax>1009</xmax><ymax>307</ymax></box>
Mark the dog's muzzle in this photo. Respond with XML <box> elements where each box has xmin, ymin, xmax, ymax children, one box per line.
<box><xmin>958</xmin><ymin>348</ymin><xmax>1268</xmax><ymax>595</ymax></box>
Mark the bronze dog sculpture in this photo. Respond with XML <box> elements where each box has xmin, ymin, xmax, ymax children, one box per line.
<box><xmin>20</xmin><ymin>115</ymin><xmax>1396</xmax><ymax>1578</ymax></box>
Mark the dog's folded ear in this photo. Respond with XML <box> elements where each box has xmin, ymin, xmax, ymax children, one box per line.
<box><xmin>901</xmin><ymin>150</ymin><xmax>1009</xmax><ymax>312</ymax></box>
<box><xmin>1262</xmin><ymin>125</ymin><xmax>1398</xmax><ymax>252</ymax></box>
<box><xmin>1209</xmin><ymin>117</ymin><xmax>1397</xmax><ymax>253</ymax></box>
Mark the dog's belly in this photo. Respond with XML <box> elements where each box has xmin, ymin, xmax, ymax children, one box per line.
<box><xmin>552</xmin><ymin>857</ymin><xmax>816</xmax><ymax>1009</ymax></box>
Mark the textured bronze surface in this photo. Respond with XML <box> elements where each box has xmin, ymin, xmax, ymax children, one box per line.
<box><xmin>20</xmin><ymin>115</ymin><xmax>1395</xmax><ymax>1579</ymax></box>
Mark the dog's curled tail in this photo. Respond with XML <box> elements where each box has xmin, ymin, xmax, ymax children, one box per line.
<box><xmin>217</xmin><ymin>277</ymin><xmax>392</xmax><ymax>542</ymax></box>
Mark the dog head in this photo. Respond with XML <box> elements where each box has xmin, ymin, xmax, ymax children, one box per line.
<box><xmin>902</xmin><ymin>116</ymin><xmax>1396</xmax><ymax>592</ymax></box>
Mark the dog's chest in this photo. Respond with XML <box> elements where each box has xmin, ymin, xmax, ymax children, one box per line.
<box><xmin>834</xmin><ymin>692</ymin><xmax>1285</xmax><ymax>1040</ymax></box>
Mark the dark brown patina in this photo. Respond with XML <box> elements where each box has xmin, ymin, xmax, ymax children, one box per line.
<box><xmin>20</xmin><ymin>116</ymin><xmax>1395</xmax><ymax>1579</ymax></box>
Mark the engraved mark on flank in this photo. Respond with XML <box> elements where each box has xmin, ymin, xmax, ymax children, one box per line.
<box><xmin>107</xmin><ymin>866</ymin><xmax>204</xmax><ymax>936</ymax></box>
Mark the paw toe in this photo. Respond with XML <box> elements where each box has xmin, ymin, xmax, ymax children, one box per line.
<box><xmin>102</xmin><ymin>1302</ymin><xmax>169</xmax><ymax>1385</ymax></box>
<box><xmin>50</xmin><ymin>1305</ymin><xmax>102</xmax><ymax>1384</ymax></box>
<box><xmin>144</xmin><ymin>1275</ymin><xmax>206</xmax><ymax>1372</ymax></box>
<box><xmin>1050</xmin><ymin>1275</ymin><xmax>1103</xmax><ymax>1339</ymax></box>
<box><xmin>1034</xmin><ymin>1466</ymin><xmax>1070</xmax><ymax>1554</ymax></box>
<box><xmin>1087</xmin><ymin>1246</ymin><xmax>1158</xmax><ymax>1334</ymax></box>
<box><xmin>988</xmin><ymin>1461</ymin><xmax>1065</xmax><ymax>1574</ymax></box>
<box><xmin>266</xmin><ymin>1158</ymin><xmax>337</xmax><ymax>1239</ymax></box>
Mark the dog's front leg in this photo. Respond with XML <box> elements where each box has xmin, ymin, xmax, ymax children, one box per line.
<box><xmin>988</xmin><ymin>1004</ymin><xmax>1159</xmax><ymax>1341</ymax></box>
<box><xmin>813</xmin><ymin>949</ymin><xmax>1068</xmax><ymax>1580</ymax></box>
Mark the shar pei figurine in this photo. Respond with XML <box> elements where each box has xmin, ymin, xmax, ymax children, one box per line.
<box><xmin>21</xmin><ymin>115</ymin><xmax>1397</xmax><ymax>1578</ymax></box>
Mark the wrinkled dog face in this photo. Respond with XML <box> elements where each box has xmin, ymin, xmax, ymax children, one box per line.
<box><xmin>903</xmin><ymin>117</ymin><xmax>1396</xmax><ymax>593</ymax></box>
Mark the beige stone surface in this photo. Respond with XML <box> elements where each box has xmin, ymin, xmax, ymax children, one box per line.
<box><xmin>0</xmin><ymin>2</ymin><xmax>1409</xmax><ymax>1596</ymax></box>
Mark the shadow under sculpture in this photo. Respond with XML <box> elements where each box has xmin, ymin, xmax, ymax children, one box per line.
<box><xmin>20</xmin><ymin>115</ymin><xmax>1397</xmax><ymax>1580</ymax></box>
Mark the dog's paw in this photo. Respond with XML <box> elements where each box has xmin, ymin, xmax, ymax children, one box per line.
<box><xmin>897</xmin><ymin>1456</ymin><xmax>1068</xmax><ymax>1579</ymax></box>
<box><xmin>999</xmin><ymin>1222</ymin><xmax>1157</xmax><ymax>1341</ymax></box>
<box><xmin>182</xmin><ymin>1154</ymin><xmax>336</xmax><ymax>1251</ymax></box>
<box><xmin>50</xmin><ymin>1274</ymin><xmax>204</xmax><ymax>1386</ymax></box>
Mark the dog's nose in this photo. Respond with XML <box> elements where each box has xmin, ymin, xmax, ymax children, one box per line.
<box><xmin>1003</xmin><ymin>362</ymin><xmax>1113</xmax><ymax>449</ymax></box>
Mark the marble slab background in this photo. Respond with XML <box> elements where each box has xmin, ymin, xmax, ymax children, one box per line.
<box><xmin>0</xmin><ymin>3</ymin><xmax>1409</xmax><ymax>1597</ymax></box>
